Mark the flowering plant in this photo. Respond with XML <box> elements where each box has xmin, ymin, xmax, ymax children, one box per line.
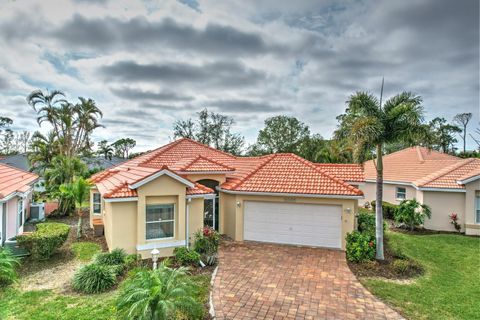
<box><xmin>449</xmin><ymin>213</ymin><xmax>461</xmax><ymax>232</ymax></box>
<box><xmin>193</xmin><ymin>226</ymin><xmax>220</xmax><ymax>254</ymax></box>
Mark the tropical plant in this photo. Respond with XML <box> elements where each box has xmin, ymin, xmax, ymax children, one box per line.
<box><xmin>449</xmin><ymin>213</ymin><xmax>462</xmax><ymax>232</ymax></box>
<box><xmin>17</xmin><ymin>222</ymin><xmax>70</xmax><ymax>260</ymax></box>
<box><xmin>72</xmin><ymin>263</ymin><xmax>117</xmax><ymax>294</ymax></box>
<box><xmin>0</xmin><ymin>248</ymin><xmax>20</xmax><ymax>286</ymax></box>
<box><xmin>345</xmin><ymin>231</ymin><xmax>376</xmax><ymax>263</ymax></box>
<box><xmin>357</xmin><ymin>211</ymin><xmax>387</xmax><ymax>235</ymax></box>
<box><xmin>29</xmin><ymin>131</ymin><xmax>59</xmax><ymax>173</ymax></box>
<box><xmin>95</xmin><ymin>248</ymin><xmax>127</xmax><ymax>266</ymax></box>
<box><xmin>335</xmin><ymin>87</ymin><xmax>428</xmax><ymax>259</ymax></box>
<box><xmin>97</xmin><ymin>140</ymin><xmax>114</xmax><ymax>160</ymax></box>
<box><xmin>193</xmin><ymin>227</ymin><xmax>220</xmax><ymax>254</ymax></box>
<box><xmin>116</xmin><ymin>261</ymin><xmax>203</xmax><ymax>320</ymax></box>
<box><xmin>173</xmin><ymin>247</ymin><xmax>200</xmax><ymax>266</ymax></box>
<box><xmin>59</xmin><ymin>177</ymin><xmax>91</xmax><ymax>238</ymax></box>
<box><xmin>394</xmin><ymin>199</ymin><xmax>432</xmax><ymax>231</ymax></box>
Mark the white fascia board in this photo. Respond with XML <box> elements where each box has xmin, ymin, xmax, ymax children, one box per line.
<box><xmin>176</xmin><ymin>171</ymin><xmax>234</xmax><ymax>175</ymax></box>
<box><xmin>136</xmin><ymin>240</ymin><xmax>186</xmax><ymax>251</ymax></box>
<box><xmin>418</xmin><ymin>187</ymin><xmax>466</xmax><ymax>193</ymax></box>
<box><xmin>186</xmin><ymin>194</ymin><xmax>216</xmax><ymax>199</ymax></box>
<box><xmin>457</xmin><ymin>175</ymin><xmax>480</xmax><ymax>185</ymax></box>
<box><xmin>219</xmin><ymin>188</ymin><xmax>364</xmax><ymax>199</ymax></box>
<box><xmin>104</xmin><ymin>197</ymin><xmax>138</xmax><ymax>203</ymax></box>
<box><xmin>129</xmin><ymin>169</ymin><xmax>195</xmax><ymax>189</ymax></box>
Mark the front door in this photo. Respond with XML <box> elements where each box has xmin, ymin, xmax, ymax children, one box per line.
<box><xmin>197</xmin><ymin>179</ymin><xmax>220</xmax><ymax>230</ymax></box>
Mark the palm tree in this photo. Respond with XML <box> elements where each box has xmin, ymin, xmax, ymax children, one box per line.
<box><xmin>59</xmin><ymin>177</ymin><xmax>91</xmax><ymax>238</ymax></box>
<box><xmin>73</xmin><ymin>98</ymin><xmax>103</xmax><ymax>156</ymax></box>
<box><xmin>97</xmin><ymin>140</ymin><xmax>114</xmax><ymax>160</ymax></box>
<box><xmin>29</xmin><ymin>131</ymin><xmax>59</xmax><ymax>173</ymax></box>
<box><xmin>335</xmin><ymin>90</ymin><xmax>427</xmax><ymax>260</ymax></box>
<box><xmin>116</xmin><ymin>261</ymin><xmax>203</xmax><ymax>320</ymax></box>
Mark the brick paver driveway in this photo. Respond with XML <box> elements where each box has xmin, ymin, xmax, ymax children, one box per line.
<box><xmin>212</xmin><ymin>241</ymin><xmax>402</xmax><ymax>320</ymax></box>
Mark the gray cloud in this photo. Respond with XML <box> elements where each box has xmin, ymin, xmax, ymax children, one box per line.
<box><xmin>208</xmin><ymin>99</ymin><xmax>287</xmax><ymax>113</ymax></box>
<box><xmin>0</xmin><ymin>76</ymin><xmax>8</xmax><ymax>89</ymax></box>
<box><xmin>110</xmin><ymin>87</ymin><xmax>193</xmax><ymax>101</ymax></box>
<box><xmin>142</xmin><ymin>103</ymin><xmax>190</xmax><ymax>111</ymax></box>
<box><xmin>51</xmin><ymin>15</ymin><xmax>274</xmax><ymax>56</ymax></box>
<box><xmin>99</xmin><ymin>60</ymin><xmax>266</xmax><ymax>87</ymax></box>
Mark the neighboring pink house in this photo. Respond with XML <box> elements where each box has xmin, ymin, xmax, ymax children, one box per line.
<box><xmin>0</xmin><ymin>163</ymin><xmax>38</xmax><ymax>246</ymax></box>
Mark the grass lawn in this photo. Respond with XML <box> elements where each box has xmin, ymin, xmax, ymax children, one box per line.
<box><xmin>71</xmin><ymin>242</ymin><xmax>101</xmax><ymax>261</ymax></box>
<box><xmin>362</xmin><ymin>232</ymin><xmax>480</xmax><ymax>320</ymax></box>
<box><xmin>0</xmin><ymin>274</ymin><xmax>210</xmax><ymax>320</ymax></box>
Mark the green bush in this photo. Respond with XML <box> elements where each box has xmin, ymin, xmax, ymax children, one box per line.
<box><xmin>357</xmin><ymin>211</ymin><xmax>387</xmax><ymax>235</ymax></box>
<box><xmin>17</xmin><ymin>223</ymin><xmax>70</xmax><ymax>260</ymax></box>
<box><xmin>371</xmin><ymin>201</ymin><xmax>398</xmax><ymax>220</ymax></box>
<box><xmin>0</xmin><ymin>248</ymin><xmax>20</xmax><ymax>286</ymax></box>
<box><xmin>72</xmin><ymin>263</ymin><xmax>117</xmax><ymax>294</ymax></box>
<box><xmin>94</xmin><ymin>248</ymin><xmax>127</xmax><ymax>266</ymax></box>
<box><xmin>193</xmin><ymin>227</ymin><xmax>220</xmax><ymax>254</ymax></box>
<box><xmin>124</xmin><ymin>254</ymin><xmax>141</xmax><ymax>270</ymax></box>
<box><xmin>174</xmin><ymin>247</ymin><xmax>200</xmax><ymax>266</ymax></box>
<box><xmin>392</xmin><ymin>258</ymin><xmax>421</xmax><ymax>275</ymax></box>
<box><xmin>394</xmin><ymin>199</ymin><xmax>431</xmax><ymax>231</ymax></box>
<box><xmin>346</xmin><ymin>231</ymin><xmax>376</xmax><ymax>263</ymax></box>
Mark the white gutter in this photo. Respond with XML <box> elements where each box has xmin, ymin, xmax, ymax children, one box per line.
<box><xmin>104</xmin><ymin>197</ymin><xmax>138</xmax><ymax>203</ymax></box>
<box><xmin>218</xmin><ymin>188</ymin><xmax>364</xmax><ymax>199</ymax></box>
<box><xmin>186</xmin><ymin>193</ymin><xmax>216</xmax><ymax>199</ymax></box>
<box><xmin>457</xmin><ymin>175</ymin><xmax>480</xmax><ymax>185</ymax></box>
<box><xmin>417</xmin><ymin>187</ymin><xmax>466</xmax><ymax>193</ymax></box>
<box><xmin>365</xmin><ymin>179</ymin><xmax>468</xmax><ymax>193</ymax></box>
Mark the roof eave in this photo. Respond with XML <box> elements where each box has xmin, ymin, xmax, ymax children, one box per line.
<box><xmin>218</xmin><ymin>188</ymin><xmax>364</xmax><ymax>199</ymax></box>
<box><xmin>457</xmin><ymin>175</ymin><xmax>480</xmax><ymax>185</ymax></box>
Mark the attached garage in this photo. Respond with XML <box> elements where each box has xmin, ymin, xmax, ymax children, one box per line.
<box><xmin>243</xmin><ymin>201</ymin><xmax>343</xmax><ymax>249</ymax></box>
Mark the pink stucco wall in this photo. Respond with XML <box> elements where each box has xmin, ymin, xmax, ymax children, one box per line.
<box><xmin>6</xmin><ymin>197</ymin><xmax>17</xmax><ymax>239</ymax></box>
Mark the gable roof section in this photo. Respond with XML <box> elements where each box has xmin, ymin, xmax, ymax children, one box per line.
<box><xmin>0</xmin><ymin>163</ymin><xmax>38</xmax><ymax>200</ymax></box>
<box><xmin>415</xmin><ymin>158</ymin><xmax>480</xmax><ymax>189</ymax></box>
<box><xmin>220</xmin><ymin>154</ymin><xmax>363</xmax><ymax>197</ymax></box>
<box><xmin>171</xmin><ymin>155</ymin><xmax>235</xmax><ymax>173</ymax></box>
<box><xmin>315</xmin><ymin>163</ymin><xmax>364</xmax><ymax>183</ymax></box>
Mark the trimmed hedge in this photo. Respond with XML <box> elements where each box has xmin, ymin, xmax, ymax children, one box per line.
<box><xmin>17</xmin><ymin>223</ymin><xmax>70</xmax><ymax>260</ymax></box>
<box><xmin>371</xmin><ymin>200</ymin><xmax>398</xmax><ymax>220</ymax></box>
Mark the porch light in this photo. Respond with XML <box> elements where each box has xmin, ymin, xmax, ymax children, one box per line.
<box><xmin>151</xmin><ymin>248</ymin><xmax>160</xmax><ymax>270</ymax></box>
<box><xmin>345</xmin><ymin>208</ymin><xmax>352</xmax><ymax>214</ymax></box>
<box><xmin>236</xmin><ymin>201</ymin><xmax>241</xmax><ymax>207</ymax></box>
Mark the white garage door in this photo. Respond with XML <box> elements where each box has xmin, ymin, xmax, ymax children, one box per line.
<box><xmin>244</xmin><ymin>201</ymin><xmax>342</xmax><ymax>249</ymax></box>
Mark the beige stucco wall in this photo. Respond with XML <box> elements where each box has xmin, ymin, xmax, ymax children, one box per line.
<box><xmin>187</xmin><ymin>198</ymin><xmax>204</xmax><ymax>246</ymax></box>
<box><xmin>422</xmin><ymin>191</ymin><xmax>465</xmax><ymax>232</ymax></box>
<box><xmin>108</xmin><ymin>201</ymin><xmax>137</xmax><ymax>254</ymax></box>
<box><xmin>465</xmin><ymin>182</ymin><xmax>480</xmax><ymax>235</ymax></box>
<box><xmin>220</xmin><ymin>192</ymin><xmax>358</xmax><ymax>250</ymax></box>
<box><xmin>360</xmin><ymin>181</ymin><xmax>417</xmax><ymax>206</ymax></box>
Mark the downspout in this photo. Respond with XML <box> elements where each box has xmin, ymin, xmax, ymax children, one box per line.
<box><xmin>186</xmin><ymin>198</ymin><xmax>191</xmax><ymax>248</ymax></box>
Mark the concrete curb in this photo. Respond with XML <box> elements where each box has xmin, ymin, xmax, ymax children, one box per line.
<box><xmin>209</xmin><ymin>266</ymin><xmax>219</xmax><ymax>319</ymax></box>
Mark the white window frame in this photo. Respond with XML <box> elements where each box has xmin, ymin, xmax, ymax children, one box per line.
<box><xmin>93</xmin><ymin>193</ymin><xmax>102</xmax><ymax>215</ymax></box>
<box><xmin>396</xmin><ymin>187</ymin><xmax>407</xmax><ymax>200</ymax></box>
<box><xmin>17</xmin><ymin>199</ymin><xmax>24</xmax><ymax>228</ymax></box>
<box><xmin>475</xmin><ymin>196</ymin><xmax>480</xmax><ymax>224</ymax></box>
<box><xmin>146</xmin><ymin>204</ymin><xmax>175</xmax><ymax>241</ymax></box>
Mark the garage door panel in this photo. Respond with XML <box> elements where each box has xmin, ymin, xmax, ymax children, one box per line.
<box><xmin>244</xmin><ymin>201</ymin><xmax>342</xmax><ymax>249</ymax></box>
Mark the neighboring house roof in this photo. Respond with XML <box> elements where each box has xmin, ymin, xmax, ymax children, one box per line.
<box><xmin>0</xmin><ymin>163</ymin><xmax>38</xmax><ymax>200</ymax></box>
<box><xmin>83</xmin><ymin>156</ymin><xmax>126</xmax><ymax>171</ymax></box>
<box><xmin>91</xmin><ymin>138</ymin><xmax>363</xmax><ymax>200</ymax></box>
<box><xmin>0</xmin><ymin>154</ymin><xmax>30</xmax><ymax>172</ymax></box>
<box><xmin>364</xmin><ymin>146</ymin><xmax>480</xmax><ymax>191</ymax></box>
<box><xmin>314</xmin><ymin>163</ymin><xmax>365</xmax><ymax>183</ymax></box>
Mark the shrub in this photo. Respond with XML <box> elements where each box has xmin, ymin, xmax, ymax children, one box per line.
<box><xmin>116</xmin><ymin>262</ymin><xmax>203</xmax><ymax>320</ymax></box>
<box><xmin>94</xmin><ymin>248</ymin><xmax>127</xmax><ymax>266</ymax></box>
<box><xmin>394</xmin><ymin>199</ymin><xmax>431</xmax><ymax>231</ymax></box>
<box><xmin>72</xmin><ymin>263</ymin><xmax>117</xmax><ymax>294</ymax></box>
<box><xmin>357</xmin><ymin>211</ymin><xmax>387</xmax><ymax>235</ymax></box>
<box><xmin>0</xmin><ymin>248</ymin><xmax>20</xmax><ymax>286</ymax></box>
<box><xmin>125</xmin><ymin>254</ymin><xmax>141</xmax><ymax>270</ymax></box>
<box><xmin>371</xmin><ymin>201</ymin><xmax>398</xmax><ymax>220</ymax></box>
<box><xmin>174</xmin><ymin>247</ymin><xmax>201</xmax><ymax>266</ymax></box>
<box><xmin>346</xmin><ymin>231</ymin><xmax>376</xmax><ymax>263</ymax></box>
<box><xmin>17</xmin><ymin>222</ymin><xmax>70</xmax><ymax>260</ymax></box>
<box><xmin>392</xmin><ymin>258</ymin><xmax>422</xmax><ymax>275</ymax></box>
<box><xmin>193</xmin><ymin>226</ymin><xmax>220</xmax><ymax>254</ymax></box>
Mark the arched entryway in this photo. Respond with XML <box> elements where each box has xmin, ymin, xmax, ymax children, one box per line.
<box><xmin>197</xmin><ymin>179</ymin><xmax>220</xmax><ymax>230</ymax></box>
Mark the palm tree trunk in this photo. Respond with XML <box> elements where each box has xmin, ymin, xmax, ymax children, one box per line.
<box><xmin>375</xmin><ymin>144</ymin><xmax>385</xmax><ymax>260</ymax></box>
<box><xmin>76</xmin><ymin>207</ymin><xmax>83</xmax><ymax>239</ymax></box>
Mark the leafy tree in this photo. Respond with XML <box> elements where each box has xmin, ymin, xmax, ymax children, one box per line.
<box><xmin>314</xmin><ymin>140</ymin><xmax>356</xmax><ymax>163</ymax></box>
<box><xmin>250</xmin><ymin>116</ymin><xmax>310</xmax><ymax>154</ymax></box>
<box><xmin>29</xmin><ymin>131</ymin><xmax>59</xmax><ymax>173</ymax></box>
<box><xmin>335</xmin><ymin>90</ymin><xmax>427</xmax><ymax>260</ymax></box>
<box><xmin>14</xmin><ymin>131</ymin><xmax>31</xmax><ymax>154</ymax></box>
<box><xmin>394</xmin><ymin>199</ymin><xmax>431</xmax><ymax>231</ymax></box>
<box><xmin>428</xmin><ymin>117</ymin><xmax>461</xmax><ymax>153</ymax></box>
<box><xmin>116</xmin><ymin>261</ymin><xmax>203</xmax><ymax>320</ymax></box>
<box><xmin>59</xmin><ymin>177</ymin><xmax>91</xmax><ymax>238</ymax></box>
<box><xmin>112</xmin><ymin>138</ymin><xmax>136</xmax><ymax>159</ymax></box>
<box><xmin>97</xmin><ymin>140</ymin><xmax>114</xmax><ymax>160</ymax></box>
<box><xmin>0</xmin><ymin>129</ymin><xmax>15</xmax><ymax>155</ymax></box>
<box><xmin>296</xmin><ymin>134</ymin><xmax>325</xmax><ymax>162</ymax></box>
<box><xmin>173</xmin><ymin>109</ymin><xmax>245</xmax><ymax>155</ymax></box>
<box><xmin>453</xmin><ymin>113</ymin><xmax>473</xmax><ymax>153</ymax></box>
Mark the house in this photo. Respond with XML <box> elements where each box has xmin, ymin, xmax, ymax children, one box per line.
<box><xmin>361</xmin><ymin>146</ymin><xmax>480</xmax><ymax>235</ymax></box>
<box><xmin>89</xmin><ymin>138</ymin><xmax>363</xmax><ymax>258</ymax></box>
<box><xmin>0</xmin><ymin>163</ymin><xmax>38</xmax><ymax>246</ymax></box>
<box><xmin>83</xmin><ymin>156</ymin><xmax>126</xmax><ymax>171</ymax></box>
<box><xmin>0</xmin><ymin>153</ymin><xmax>30</xmax><ymax>171</ymax></box>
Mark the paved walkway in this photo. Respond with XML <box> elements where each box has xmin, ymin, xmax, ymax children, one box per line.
<box><xmin>212</xmin><ymin>241</ymin><xmax>403</xmax><ymax>320</ymax></box>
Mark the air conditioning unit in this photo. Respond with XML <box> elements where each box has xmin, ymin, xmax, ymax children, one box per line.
<box><xmin>30</xmin><ymin>202</ymin><xmax>45</xmax><ymax>221</ymax></box>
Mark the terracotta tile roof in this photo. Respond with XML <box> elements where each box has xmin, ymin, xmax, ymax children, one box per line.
<box><xmin>171</xmin><ymin>155</ymin><xmax>235</xmax><ymax>172</ymax></box>
<box><xmin>221</xmin><ymin>154</ymin><xmax>363</xmax><ymax>196</ymax></box>
<box><xmin>315</xmin><ymin>164</ymin><xmax>364</xmax><ymax>183</ymax></box>
<box><xmin>363</xmin><ymin>146</ymin><xmax>480</xmax><ymax>190</ymax></box>
<box><xmin>364</xmin><ymin>146</ymin><xmax>459</xmax><ymax>183</ymax></box>
<box><xmin>92</xmin><ymin>138</ymin><xmax>363</xmax><ymax>199</ymax></box>
<box><xmin>0</xmin><ymin>163</ymin><xmax>38</xmax><ymax>199</ymax></box>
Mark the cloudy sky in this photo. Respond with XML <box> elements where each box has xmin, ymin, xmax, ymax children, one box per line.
<box><xmin>0</xmin><ymin>0</ymin><xmax>478</xmax><ymax>151</ymax></box>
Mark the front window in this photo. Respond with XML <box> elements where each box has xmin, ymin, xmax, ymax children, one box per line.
<box><xmin>396</xmin><ymin>187</ymin><xmax>406</xmax><ymax>200</ymax></box>
<box><xmin>146</xmin><ymin>204</ymin><xmax>175</xmax><ymax>240</ymax></box>
<box><xmin>476</xmin><ymin>196</ymin><xmax>480</xmax><ymax>224</ymax></box>
<box><xmin>18</xmin><ymin>199</ymin><xmax>24</xmax><ymax>227</ymax></box>
<box><xmin>93</xmin><ymin>193</ymin><xmax>102</xmax><ymax>215</ymax></box>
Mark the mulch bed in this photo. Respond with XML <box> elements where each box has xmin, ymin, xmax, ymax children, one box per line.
<box><xmin>348</xmin><ymin>237</ymin><xmax>424</xmax><ymax>280</ymax></box>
